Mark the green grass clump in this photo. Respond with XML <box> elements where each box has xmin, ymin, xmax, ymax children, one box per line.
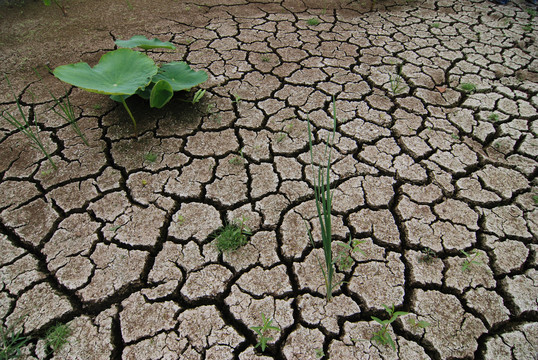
<box><xmin>0</xmin><ymin>319</ymin><xmax>28</xmax><ymax>360</ymax></box>
<box><xmin>307</xmin><ymin>17</ymin><xmax>320</xmax><ymax>26</ymax></box>
<box><xmin>488</xmin><ymin>113</ymin><xmax>499</xmax><ymax>122</ymax></box>
<box><xmin>459</xmin><ymin>82</ymin><xmax>476</xmax><ymax>93</ymax></box>
<box><xmin>144</xmin><ymin>152</ymin><xmax>158</xmax><ymax>163</ymax></box>
<box><xmin>212</xmin><ymin>217</ymin><xmax>251</xmax><ymax>252</ymax></box>
<box><xmin>45</xmin><ymin>323</ymin><xmax>71</xmax><ymax>354</ymax></box>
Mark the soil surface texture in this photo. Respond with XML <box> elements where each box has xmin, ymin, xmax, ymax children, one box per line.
<box><xmin>0</xmin><ymin>0</ymin><xmax>537</xmax><ymax>359</ymax></box>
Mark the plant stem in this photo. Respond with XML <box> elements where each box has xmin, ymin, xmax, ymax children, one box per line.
<box><xmin>307</xmin><ymin>96</ymin><xmax>337</xmax><ymax>302</ymax></box>
<box><xmin>120</xmin><ymin>97</ymin><xmax>138</xmax><ymax>136</ymax></box>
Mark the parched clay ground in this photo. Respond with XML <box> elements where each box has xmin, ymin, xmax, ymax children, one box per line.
<box><xmin>0</xmin><ymin>0</ymin><xmax>537</xmax><ymax>359</ymax></box>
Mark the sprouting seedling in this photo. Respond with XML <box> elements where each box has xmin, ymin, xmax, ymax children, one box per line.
<box><xmin>407</xmin><ymin>318</ymin><xmax>431</xmax><ymax>331</ymax></box>
<box><xmin>176</xmin><ymin>214</ymin><xmax>185</xmax><ymax>224</ymax></box>
<box><xmin>261</xmin><ymin>55</ymin><xmax>271</xmax><ymax>62</ymax></box>
<box><xmin>371</xmin><ymin>304</ymin><xmax>408</xmax><ymax>351</ymax></box>
<box><xmin>1</xmin><ymin>76</ymin><xmax>57</xmax><ymax>170</ymax></box>
<box><xmin>36</xmin><ymin>67</ymin><xmax>89</xmax><ymax>146</ymax></box>
<box><xmin>276</xmin><ymin>132</ymin><xmax>287</xmax><ymax>143</ymax></box>
<box><xmin>334</xmin><ymin>235</ymin><xmax>366</xmax><ymax>271</ymax></box>
<box><xmin>250</xmin><ymin>313</ymin><xmax>280</xmax><ymax>352</ymax></box>
<box><xmin>109</xmin><ymin>224</ymin><xmax>125</xmax><ymax>232</ymax></box>
<box><xmin>314</xmin><ymin>348</ymin><xmax>325</xmax><ymax>358</ymax></box>
<box><xmin>389</xmin><ymin>71</ymin><xmax>405</xmax><ymax>95</ymax></box>
<box><xmin>431</xmin><ymin>22</ymin><xmax>440</xmax><ymax>28</ymax></box>
<box><xmin>191</xmin><ymin>89</ymin><xmax>206</xmax><ymax>104</ymax></box>
<box><xmin>532</xmin><ymin>195</ymin><xmax>538</xmax><ymax>205</ymax></box>
<box><xmin>459</xmin><ymin>82</ymin><xmax>476</xmax><ymax>93</ymax></box>
<box><xmin>461</xmin><ymin>249</ymin><xmax>483</xmax><ymax>272</ymax></box>
<box><xmin>232</xmin><ymin>93</ymin><xmax>242</xmax><ymax>104</ymax></box>
<box><xmin>50</xmin><ymin>90</ymin><xmax>89</xmax><ymax>146</ymax></box>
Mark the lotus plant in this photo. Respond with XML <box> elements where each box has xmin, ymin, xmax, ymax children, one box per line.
<box><xmin>53</xmin><ymin>36</ymin><xmax>208</xmax><ymax>135</ymax></box>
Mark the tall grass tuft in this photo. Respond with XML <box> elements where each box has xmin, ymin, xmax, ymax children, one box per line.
<box><xmin>306</xmin><ymin>96</ymin><xmax>337</xmax><ymax>302</ymax></box>
<box><xmin>1</xmin><ymin>76</ymin><xmax>57</xmax><ymax>170</ymax></box>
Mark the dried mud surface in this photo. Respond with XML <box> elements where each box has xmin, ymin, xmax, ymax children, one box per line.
<box><xmin>0</xmin><ymin>0</ymin><xmax>537</xmax><ymax>359</ymax></box>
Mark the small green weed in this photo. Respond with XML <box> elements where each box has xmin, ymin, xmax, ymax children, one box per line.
<box><xmin>522</xmin><ymin>23</ymin><xmax>533</xmax><ymax>32</ymax></box>
<box><xmin>431</xmin><ymin>22</ymin><xmax>440</xmax><ymax>29</ymax></box>
<box><xmin>109</xmin><ymin>224</ymin><xmax>123</xmax><ymax>232</ymax></box>
<box><xmin>334</xmin><ymin>236</ymin><xmax>366</xmax><ymax>271</ymax></box>
<box><xmin>451</xmin><ymin>133</ymin><xmax>460</xmax><ymax>140</ymax></box>
<box><xmin>261</xmin><ymin>55</ymin><xmax>271</xmax><ymax>62</ymax></box>
<box><xmin>212</xmin><ymin>216</ymin><xmax>252</xmax><ymax>252</ymax></box>
<box><xmin>250</xmin><ymin>313</ymin><xmax>280</xmax><ymax>353</ymax></box>
<box><xmin>43</xmin><ymin>0</ymin><xmax>67</xmax><ymax>15</ymax></box>
<box><xmin>229</xmin><ymin>148</ymin><xmax>245</xmax><ymax>165</ymax></box>
<box><xmin>144</xmin><ymin>152</ymin><xmax>158</xmax><ymax>163</ymax></box>
<box><xmin>232</xmin><ymin>93</ymin><xmax>241</xmax><ymax>104</ymax></box>
<box><xmin>389</xmin><ymin>72</ymin><xmax>405</xmax><ymax>95</ymax></box>
<box><xmin>526</xmin><ymin>8</ymin><xmax>537</xmax><ymax>19</ymax></box>
<box><xmin>419</xmin><ymin>247</ymin><xmax>437</xmax><ymax>264</ymax></box>
<box><xmin>0</xmin><ymin>317</ymin><xmax>28</xmax><ymax>360</ymax></box>
<box><xmin>206</xmin><ymin>103</ymin><xmax>215</xmax><ymax>114</ymax></box>
<box><xmin>488</xmin><ymin>113</ymin><xmax>499</xmax><ymax>122</ymax></box>
<box><xmin>314</xmin><ymin>348</ymin><xmax>325</xmax><ymax>358</ymax></box>
<box><xmin>461</xmin><ymin>249</ymin><xmax>483</xmax><ymax>272</ymax></box>
<box><xmin>176</xmin><ymin>214</ymin><xmax>185</xmax><ymax>224</ymax></box>
<box><xmin>45</xmin><ymin>323</ymin><xmax>71</xmax><ymax>354</ymax></box>
<box><xmin>459</xmin><ymin>82</ymin><xmax>476</xmax><ymax>93</ymax></box>
<box><xmin>276</xmin><ymin>132</ymin><xmax>287</xmax><ymax>143</ymax></box>
<box><xmin>407</xmin><ymin>317</ymin><xmax>431</xmax><ymax>331</ymax></box>
<box><xmin>532</xmin><ymin>195</ymin><xmax>538</xmax><ymax>205</ymax></box>
<box><xmin>307</xmin><ymin>17</ymin><xmax>321</xmax><ymax>26</ymax></box>
<box><xmin>371</xmin><ymin>304</ymin><xmax>408</xmax><ymax>351</ymax></box>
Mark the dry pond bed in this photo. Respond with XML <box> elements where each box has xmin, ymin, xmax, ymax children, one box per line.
<box><xmin>0</xmin><ymin>0</ymin><xmax>537</xmax><ymax>359</ymax></box>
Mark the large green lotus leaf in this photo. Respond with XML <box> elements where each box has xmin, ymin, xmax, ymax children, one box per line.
<box><xmin>150</xmin><ymin>80</ymin><xmax>174</xmax><ymax>108</ymax></box>
<box><xmin>152</xmin><ymin>62</ymin><xmax>208</xmax><ymax>91</ymax></box>
<box><xmin>115</xmin><ymin>35</ymin><xmax>176</xmax><ymax>50</ymax></box>
<box><xmin>53</xmin><ymin>49</ymin><xmax>158</xmax><ymax>95</ymax></box>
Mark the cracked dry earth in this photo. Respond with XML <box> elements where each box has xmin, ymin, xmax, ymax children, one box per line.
<box><xmin>1</xmin><ymin>0</ymin><xmax>538</xmax><ymax>359</ymax></box>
